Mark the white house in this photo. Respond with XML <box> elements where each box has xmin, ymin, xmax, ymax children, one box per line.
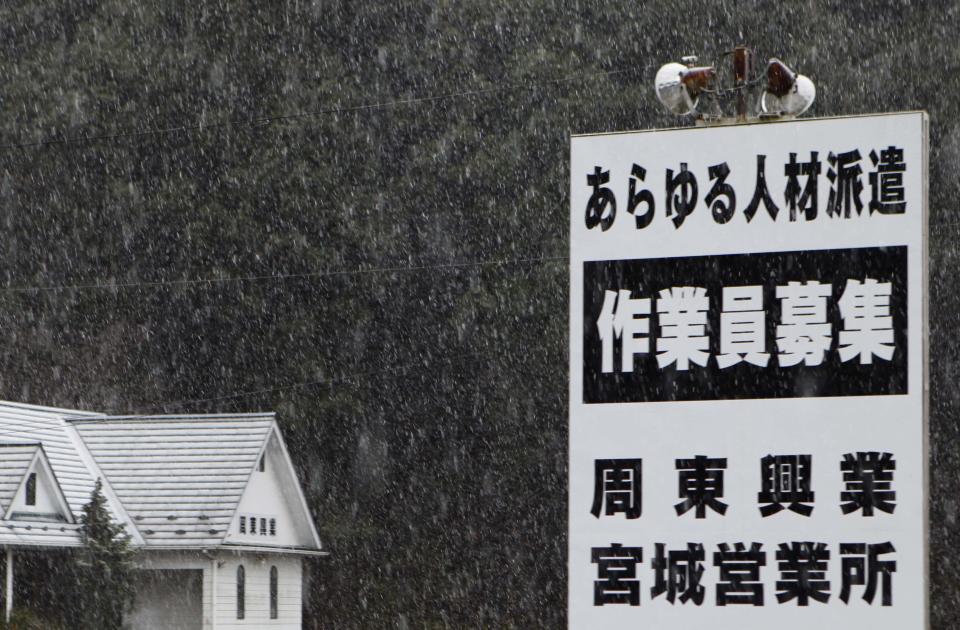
<box><xmin>0</xmin><ymin>400</ymin><xmax>326</xmax><ymax>630</ymax></box>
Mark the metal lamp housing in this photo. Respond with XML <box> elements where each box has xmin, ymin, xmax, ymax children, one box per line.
<box><xmin>761</xmin><ymin>72</ymin><xmax>816</xmax><ymax>117</ymax></box>
<box><xmin>655</xmin><ymin>62</ymin><xmax>698</xmax><ymax>115</ymax></box>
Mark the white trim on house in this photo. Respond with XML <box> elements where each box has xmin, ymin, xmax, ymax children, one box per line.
<box><xmin>174</xmin><ymin>544</ymin><xmax>328</xmax><ymax>557</ymax></box>
<box><xmin>269</xmin><ymin>424</ymin><xmax>324</xmax><ymax>551</ymax></box>
<box><xmin>63</xmin><ymin>422</ymin><xmax>145</xmax><ymax>544</ymax></box>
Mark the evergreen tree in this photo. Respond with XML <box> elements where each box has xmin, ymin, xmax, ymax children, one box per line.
<box><xmin>73</xmin><ymin>479</ymin><xmax>136</xmax><ymax>630</ymax></box>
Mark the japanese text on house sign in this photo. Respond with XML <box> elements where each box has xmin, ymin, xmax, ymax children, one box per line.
<box><xmin>568</xmin><ymin>112</ymin><xmax>928</xmax><ymax>629</ymax></box>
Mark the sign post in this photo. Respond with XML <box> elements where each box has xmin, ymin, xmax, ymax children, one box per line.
<box><xmin>569</xmin><ymin>112</ymin><xmax>928</xmax><ymax>628</ymax></box>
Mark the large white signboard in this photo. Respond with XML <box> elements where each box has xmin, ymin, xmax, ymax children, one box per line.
<box><xmin>568</xmin><ymin>112</ymin><xmax>928</xmax><ymax>629</ymax></box>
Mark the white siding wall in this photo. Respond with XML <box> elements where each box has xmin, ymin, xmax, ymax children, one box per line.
<box><xmin>213</xmin><ymin>554</ymin><xmax>302</xmax><ymax>630</ymax></box>
<box><xmin>131</xmin><ymin>551</ymin><xmax>304</xmax><ymax>630</ymax></box>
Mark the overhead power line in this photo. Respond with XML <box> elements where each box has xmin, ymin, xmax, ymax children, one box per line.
<box><xmin>144</xmin><ymin>351</ymin><xmax>491</xmax><ymax>412</ymax></box>
<box><xmin>0</xmin><ymin>254</ymin><xmax>566</xmax><ymax>294</ymax></box>
<box><xmin>0</xmin><ymin>67</ymin><xmax>640</xmax><ymax>153</ymax></box>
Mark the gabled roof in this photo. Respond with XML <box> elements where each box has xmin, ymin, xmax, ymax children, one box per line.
<box><xmin>0</xmin><ymin>443</ymin><xmax>40</xmax><ymax>513</ymax></box>
<box><xmin>1</xmin><ymin>443</ymin><xmax>75</xmax><ymax>523</ymax></box>
<box><xmin>67</xmin><ymin>413</ymin><xmax>286</xmax><ymax>548</ymax></box>
<box><xmin>0</xmin><ymin>402</ymin><xmax>323</xmax><ymax>555</ymax></box>
<box><xmin>0</xmin><ymin>402</ymin><xmax>104</xmax><ymax>514</ymax></box>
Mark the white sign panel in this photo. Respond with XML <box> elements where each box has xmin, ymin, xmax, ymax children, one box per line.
<box><xmin>568</xmin><ymin>112</ymin><xmax>927</xmax><ymax>629</ymax></box>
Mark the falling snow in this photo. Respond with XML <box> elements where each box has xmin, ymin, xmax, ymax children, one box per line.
<box><xmin>0</xmin><ymin>1</ymin><xmax>957</xmax><ymax>627</ymax></box>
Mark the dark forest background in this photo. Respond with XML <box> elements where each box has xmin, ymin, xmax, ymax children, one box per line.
<box><xmin>0</xmin><ymin>1</ymin><xmax>957</xmax><ymax>627</ymax></box>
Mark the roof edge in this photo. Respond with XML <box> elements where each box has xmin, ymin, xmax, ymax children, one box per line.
<box><xmin>145</xmin><ymin>543</ymin><xmax>328</xmax><ymax>557</ymax></box>
<box><xmin>66</xmin><ymin>412</ymin><xmax>276</xmax><ymax>423</ymax></box>
<box><xmin>0</xmin><ymin>541</ymin><xmax>85</xmax><ymax>550</ymax></box>
<box><xmin>0</xmin><ymin>519</ymin><xmax>82</xmax><ymax>530</ymax></box>
<box><xmin>64</xmin><ymin>424</ymin><xmax>146</xmax><ymax>545</ymax></box>
<box><xmin>269</xmin><ymin>421</ymin><xmax>324</xmax><ymax>551</ymax></box>
<box><xmin>0</xmin><ymin>401</ymin><xmax>102</xmax><ymax>417</ymax></box>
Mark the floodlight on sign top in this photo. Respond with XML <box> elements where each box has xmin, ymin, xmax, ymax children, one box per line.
<box><xmin>761</xmin><ymin>58</ymin><xmax>816</xmax><ymax>117</ymax></box>
<box><xmin>654</xmin><ymin>47</ymin><xmax>815</xmax><ymax>123</ymax></box>
<box><xmin>654</xmin><ymin>62</ymin><xmax>716</xmax><ymax>115</ymax></box>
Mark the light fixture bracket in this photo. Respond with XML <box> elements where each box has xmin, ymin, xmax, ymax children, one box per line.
<box><xmin>655</xmin><ymin>45</ymin><xmax>815</xmax><ymax>125</ymax></box>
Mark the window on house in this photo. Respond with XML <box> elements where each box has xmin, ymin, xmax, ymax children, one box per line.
<box><xmin>250</xmin><ymin>517</ymin><xmax>256</xmax><ymax>534</ymax></box>
<box><xmin>258</xmin><ymin>454</ymin><xmax>265</xmax><ymax>472</ymax></box>
<box><xmin>269</xmin><ymin>518</ymin><xmax>276</xmax><ymax>536</ymax></box>
<box><xmin>25</xmin><ymin>472</ymin><xmax>36</xmax><ymax>506</ymax></box>
<box><xmin>239</xmin><ymin>516</ymin><xmax>246</xmax><ymax>534</ymax></box>
<box><xmin>236</xmin><ymin>565</ymin><xmax>245</xmax><ymax>620</ymax></box>
<box><xmin>270</xmin><ymin>566</ymin><xmax>278</xmax><ymax>619</ymax></box>
<box><xmin>260</xmin><ymin>518</ymin><xmax>267</xmax><ymax>536</ymax></box>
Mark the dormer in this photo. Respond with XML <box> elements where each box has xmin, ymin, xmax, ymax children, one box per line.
<box><xmin>0</xmin><ymin>444</ymin><xmax>74</xmax><ymax>523</ymax></box>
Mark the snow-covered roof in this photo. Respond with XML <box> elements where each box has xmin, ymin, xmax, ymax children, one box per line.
<box><xmin>0</xmin><ymin>402</ymin><xmax>103</xmax><ymax>514</ymax></box>
<box><xmin>0</xmin><ymin>521</ymin><xmax>83</xmax><ymax>548</ymax></box>
<box><xmin>68</xmin><ymin>414</ymin><xmax>274</xmax><ymax>547</ymax></box>
<box><xmin>0</xmin><ymin>402</ymin><xmax>322</xmax><ymax>554</ymax></box>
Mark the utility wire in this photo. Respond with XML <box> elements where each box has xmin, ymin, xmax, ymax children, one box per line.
<box><xmin>0</xmin><ymin>67</ymin><xmax>640</xmax><ymax>153</ymax></box>
<box><xmin>143</xmin><ymin>350</ymin><xmax>491</xmax><ymax>412</ymax></box>
<box><xmin>0</xmin><ymin>338</ymin><xmax>548</xmax><ymax>420</ymax></box>
<box><xmin>0</xmin><ymin>65</ymin><xmax>612</xmax><ymax>292</ymax></box>
<box><xmin>0</xmin><ymin>253</ymin><xmax>566</xmax><ymax>294</ymax></box>
<box><xmin>0</xmin><ymin>66</ymin><xmax>585</xmax><ymax>407</ymax></box>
